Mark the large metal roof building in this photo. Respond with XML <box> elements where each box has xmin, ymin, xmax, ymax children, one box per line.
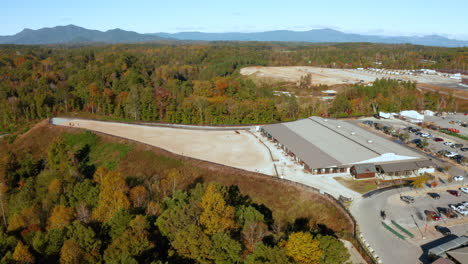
<box><xmin>261</xmin><ymin>117</ymin><xmax>434</xmax><ymax>175</ymax></box>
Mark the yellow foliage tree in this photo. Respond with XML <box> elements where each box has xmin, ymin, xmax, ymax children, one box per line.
<box><xmin>199</xmin><ymin>183</ymin><xmax>235</xmax><ymax>235</ymax></box>
<box><xmin>7</xmin><ymin>213</ymin><xmax>27</xmax><ymax>232</ymax></box>
<box><xmin>48</xmin><ymin>179</ymin><xmax>62</xmax><ymax>194</ymax></box>
<box><xmin>60</xmin><ymin>240</ymin><xmax>84</xmax><ymax>264</ymax></box>
<box><xmin>93</xmin><ymin>171</ymin><xmax>130</xmax><ymax>222</ymax></box>
<box><xmin>47</xmin><ymin>205</ymin><xmax>75</xmax><ymax>230</ymax></box>
<box><xmin>146</xmin><ymin>201</ymin><xmax>161</xmax><ymax>216</ymax></box>
<box><xmin>285</xmin><ymin>232</ymin><xmax>322</xmax><ymax>264</ymax></box>
<box><xmin>12</xmin><ymin>241</ymin><xmax>35</xmax><ymax>263</ymax></box>
<box><xmin>167</xmin><ymin>168</ymin><xmax>182</xmax><ymax>195</ymax></box>
<box><xmin>411</xmin><ymin>174</ymin><xmax>430</xmax><ymax>189</ymax></box>
<box><xmin>93</xmin><ymin>167</ymin><xmax>108</xmax><ymax>184</ymax></box>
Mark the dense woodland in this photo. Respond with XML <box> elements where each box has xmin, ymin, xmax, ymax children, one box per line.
<box><xmin>0</xmin><ymin>125</ymin><xmax>353</xmax><ymax>263</ymax></box>
<box><xmin>0</xmin><ymin>42</ymin><xmax>467</xmax><ymax>133</ymax></box>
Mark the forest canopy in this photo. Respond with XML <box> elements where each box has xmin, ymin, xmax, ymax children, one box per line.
<box><xmin>0</xmin><ymin>42</ymin><xmax>466</xmax><ymax>133</ymax></box>
<box><xmin>0</xmin><ymin>127</ymin><xmax>353</xmax><ymax>263</ymax></box>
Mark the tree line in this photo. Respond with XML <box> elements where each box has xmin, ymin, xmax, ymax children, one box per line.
<box><xmin>0</xmin><ymin>43</ymin><xmax>466</xmax><ymax>132</ymax></box>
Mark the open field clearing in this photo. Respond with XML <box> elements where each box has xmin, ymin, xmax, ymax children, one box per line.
<box><xmin>241</xmin><ymin>66</ymin><xmax>465</xmax><ymax>87</ymax></box>
<box><xmin>53</xmin><ymin>118</ymin><xmax>275</xmax><ymax>175</ymax></box>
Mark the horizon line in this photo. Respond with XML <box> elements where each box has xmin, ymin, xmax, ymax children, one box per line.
<box><xmin>3</xmin><ymin>24</ymin><xmax>468</xmax><ymax>41</ymax></box>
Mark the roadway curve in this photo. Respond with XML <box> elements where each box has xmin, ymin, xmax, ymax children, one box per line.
<box><xmin>351</xmin><ymin>188</ymin><xmax>423</xmax><ymax>264</ymax></box>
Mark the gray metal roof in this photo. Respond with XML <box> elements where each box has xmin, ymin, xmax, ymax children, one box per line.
<box><xmin>262</xmin><ymin>123</ymin><xmax>340</xmax><ymax>168</ymax></box>
<box><xmin>415</xmin><ymin>160</ymin><xmax>437</xmax><ymax>168</ymax></box>
<box><xmin>353</xmin><ymin>164</ymin><xmax>377</xmax><ymax>174</ymax></box>
<box><xmin>284</xmin><ymin>118</ymin><xmax>378</xmax><ymax>165</ymax></box>
<box><xmin>376</xmin><ymin>159</ymin><xmax>436</xmax><ymax>173</ymax></box>
<box><xmin>429</xmin><ymin>236</ymin><xmax>468</xmax><ymax>257</ymax></box>
<box><xmin>447</xmin><ymin>246</ymin><xmax>468</xmax><ymax>264</ymax></box>
<box><xmin>263</xmin><ymin>117</ymin><xmax>423</xmax><ymax>169</ymax></box>
<box><xmin>376</xmin><ymin>162</ymin><xmax>420</xmax><ymax>173</ymax></box>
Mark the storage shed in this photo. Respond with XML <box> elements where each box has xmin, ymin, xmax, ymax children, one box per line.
<box><xmin>350</xmin><ymin>164</ymin><xmax>377</xmax><ymax>179</ymax></box>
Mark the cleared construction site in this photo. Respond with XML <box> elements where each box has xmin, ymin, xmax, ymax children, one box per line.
<box><xmin>241</xmin><ymin>66</ymin><xmax>466</xmax><ymax>87</ymax></box>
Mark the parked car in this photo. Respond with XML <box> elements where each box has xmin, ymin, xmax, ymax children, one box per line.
<box><xmin>445</xmin><ymin>152</ymin><xmax>459</xmax><ymax>158</ymax></box>
<box><xmin>460</xmin><ymin>187</ymin><xmax>468</xmax><ymax>194</ymax></box>
<box><xmin>447</xmin><ymin>190</ymin><xmax>461</xmax><ymax>197</ymax></box>
<box><xmin>427</xmin><ymin>192</ymin><xmax>440</xmax><ymax>199</ymax></box>
<box><xmin>434</xmin><ymin>138</ymin><xmax>444</xmax><ymax>142</ymax></box>
<box><xmin>438</xmin><ymin>150</ymin><xmax>450</xmax><ymax>155</ymax></box>
<box><xmin>444</xmin><ymin>141</ymin><xmax>455</xmax><ymax>146</ymax></box>
<box><xmin>455</xmin><ymin>156</ymin><xmax>466</xmax><ymax>164</ymax></box>
<box><xmin>400</xmin><ymin>196</ymin><xmax>415</xmax><ymax>204</ymax></box>
<box><xmin>460</xmin><ymin>147</ymin><xmax>468</xmax><ymax>152</ymax></box>
<box><xmin>453</xmin><ymin>206</ymin><xmax>468</xmax><ymax>216</ymax></box>
<box><xmin>451</xmin><ymin>144</ymin><xmax>464</xmax><ymax>149</ymax></box>
<box><xmin>425</xmin><ymin>210</ymin><xmax>441</xmax><ymax>221</ymax></box>
<box><xmin>438</xmin><ymin>207</ymin><xmax>458</xmax><ymax>219</ymax></box>
<box><xmin>435</xmin><ymin>225</ymin><xmax>451</xmax><ymax>236</ymax></box>
<box><xmin>412</xmin><ymin>139</ymin><xmax>422</xmax><ymax>144</ymax></box>
<box><xmin>453</xmin><ymin>175</ymin><xmax>464</xmax><ymax>181</ymax></box>
<box><xmin>428</xmin><ymin>125</ymin><xmax>439</xmax><ymax>130</ymax></box>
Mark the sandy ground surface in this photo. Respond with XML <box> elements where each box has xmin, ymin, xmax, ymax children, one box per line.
<box><xmin>54</xmin><ymin>119</ymin><xmax>275</xmax><ymax>175</ymax></box>
<box><xmin>240</xmin><ymin>66</ymin><xmax>464</xmax><ymax>87</ymax></box>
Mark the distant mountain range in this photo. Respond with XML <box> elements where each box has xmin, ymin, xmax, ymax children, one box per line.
<box><xmin>1</xmin><ymin>25</ymin><xmax>467</xmax><ymax>47</ymax></box>
<box><xmin>0</xmin><ymin>25</ymin><xmax>168</xmax><ymax>44</ymax></box>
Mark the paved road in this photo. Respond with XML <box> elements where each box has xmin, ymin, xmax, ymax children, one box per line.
<box><xmin>351</xmin><ymin>182</ymin><xmax>468</xmax><ymax>264</ymax></box>
<box><xmin>351</xmin><ymin>189</ymin><xmax>422</xmax><ymax>264</ymax></box>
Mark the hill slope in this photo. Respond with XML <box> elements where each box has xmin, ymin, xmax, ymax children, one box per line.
<box><xmin>0</xmin><ymin>25</ymin><xmax>168</xmax><ymax>44</ymax></box>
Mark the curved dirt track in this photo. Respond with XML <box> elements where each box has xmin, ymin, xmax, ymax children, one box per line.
<box><xmin>52</xmin><ymin>118</ymin><xmax>275</xmax><ymax>175</ymax></box>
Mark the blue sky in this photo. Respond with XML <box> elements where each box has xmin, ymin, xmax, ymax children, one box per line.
<box><xmin>2</xmin><ymin>0</ymin><xmax>468</xmax><ymax>40</ymax></box>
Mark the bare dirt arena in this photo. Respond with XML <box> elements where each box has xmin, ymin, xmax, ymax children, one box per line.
<box><xmin>53</xmin><ymin>118</ymin><xmax>275</xmax><ymax>175</ymax></box>
<box><xmin>240</xmin><ymin>66</ymin><xmax>464</xmax><ymax>87</ymax></box>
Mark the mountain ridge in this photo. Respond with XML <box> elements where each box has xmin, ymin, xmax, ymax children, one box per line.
<box><xmin>0</xmin><ymin>25</ymin><xmax>467</xmax><ymax>47</ymax></box>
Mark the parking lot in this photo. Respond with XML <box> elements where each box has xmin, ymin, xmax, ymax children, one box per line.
<box><xmin>425</xmin><ymin>113</ymin><xmax>468</xmax><ymax>136</ymax></box>
<box><xmin>359</xmin><ymin>118</ymin><xmax>467</xmax><ymax>166</ymax></box>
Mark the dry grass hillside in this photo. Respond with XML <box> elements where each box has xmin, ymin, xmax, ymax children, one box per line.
<box><xmin>0</xmin><ymin>120</ymin><xmax>354</xmax><ymax>236</ymax></box>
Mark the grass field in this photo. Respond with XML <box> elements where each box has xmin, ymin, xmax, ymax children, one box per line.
<box><xmin>335</xmin><ymin>177</ymin><xmax>379</xmax><ymax>194</ymax></box>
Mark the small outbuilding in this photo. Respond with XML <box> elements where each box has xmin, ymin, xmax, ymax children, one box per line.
<box><xmin>400</xmin><ymin>110</ymin><xmax>424</xmax><ymax>122</ymax></box>
<box><xmin>350</xmin><ymin>164</ymin><xmax>377</xmax><ymax>179</ymax></box>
